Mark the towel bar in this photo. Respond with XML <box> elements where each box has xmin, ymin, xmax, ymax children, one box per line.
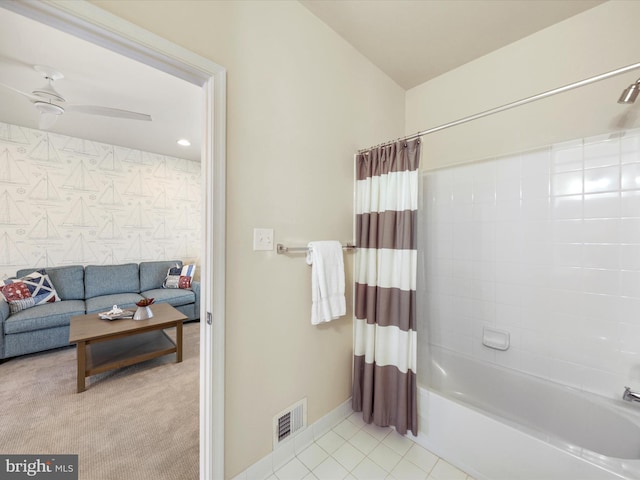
<box><xmin>277</xmin><ymin>242</ymin><xmax>356</xmax><ymax>255</ymax></box>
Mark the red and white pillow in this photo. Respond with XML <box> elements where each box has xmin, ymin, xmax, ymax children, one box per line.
<box><xmin>163</xmin><ymin>264</ymin><xmax>196</xmax><ymax>289</ymax></box>
<box><xmin>0</xmin><ymin>269</ymin><xmax>61</xmax><ymax>313</ymax></box>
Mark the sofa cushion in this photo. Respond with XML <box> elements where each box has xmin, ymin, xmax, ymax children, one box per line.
<box><xmin>1</xmin><ymin>269</ymin><xmax>61</xmax><ymax>313</ymax></box>
<box><xmin>85</xmin><ymin>293</ymin><xmax>145</xmax><ymax>314</ymax></box>
<box><xmin>17</xmin><ymin>265</ymin><xmax>85</xmax><ymax>301</ymax></box>
<box><xmin>85</xmin><ymin>263</ymin><xmax>140</xmax><ymax>299</ymax></box>
<box><xmin>142</xmin><ymin>288</ymin><xmax>195</xmax><ymax>308</ymax></box>
<box><xmin>4</xmin><ymin>300</ymin><xmax>86</xmax><ymax>334</ymax></box>
<box><xmin>139</xmin><ymin>260</ymin><xmax>183</xmax><ymax>292</ymax></box>
<box><xmin>163</xmin><ymin>264</ymin><xmax>196</xmax><ymax>289</ymax></box>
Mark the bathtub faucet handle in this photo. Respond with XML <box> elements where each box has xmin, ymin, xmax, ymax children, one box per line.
<box><xmin>623</xmin><ymin>386</ymin><xmax>640</xmax><ymax>402</ymax></box>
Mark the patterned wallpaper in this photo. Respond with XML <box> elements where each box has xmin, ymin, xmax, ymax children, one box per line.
<box><xmin>0</xmin><ymin>122</ymin><xmax>201</xmax><ymax>280</ymax></box>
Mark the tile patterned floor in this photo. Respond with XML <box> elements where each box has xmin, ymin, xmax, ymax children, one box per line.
<box><xmin>268</xmin><ymin>412</ymin><xmax>474</xmax><ymax>480</ymax></box>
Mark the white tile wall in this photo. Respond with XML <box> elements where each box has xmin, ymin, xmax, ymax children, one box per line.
<box><xmin>419</xmin><ymin>128</ymin><xmax>640</xmax><ymax>399</ymax></box>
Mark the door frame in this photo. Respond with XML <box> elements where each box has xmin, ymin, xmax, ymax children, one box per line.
<box><xmin>0</xmin><ymin>2</ymin><xmax>227</xmax><ymax>479</ymax></box>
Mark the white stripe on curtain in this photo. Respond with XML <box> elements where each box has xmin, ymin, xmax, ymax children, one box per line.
<box><xmin>355</xmin><ymin>248</ymin><xmax>418</xmax><ymax>290</ymax></box>
<box><xmin>353</xmin><ymin>319</ymin><xmax>417</xmax><ymax>373</ymax></box>
<box><xmin>355</xmin><ymin>171</ymin><xmax>419</xmax><ymax>214</ymax></box>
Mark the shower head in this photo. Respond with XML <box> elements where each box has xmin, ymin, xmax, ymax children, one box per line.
<box><xmin>618</xmin><ymin>79</ymin><xmax>640</xmax><ymax>104</ymax></box>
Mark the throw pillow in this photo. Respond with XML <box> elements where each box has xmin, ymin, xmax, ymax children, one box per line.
<box><xmin>163</xmin><ymin>264</ymin><xmax>196</xmax><ymax>289</ymax></box>
<box><xmin>0</xmin><ymin>269</ymin><xmax>61</xmax><ymax>314</ymax></box>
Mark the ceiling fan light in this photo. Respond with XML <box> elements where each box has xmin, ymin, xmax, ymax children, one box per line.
<box><xmin>39</xmin><ymin>112</ymin><xmax>59</xmax><ymax>131</ymax></box>
<box><xmin>33</xmin><ymin>101</ymin><xmax>65</xmax><ymax>116</ymax></box>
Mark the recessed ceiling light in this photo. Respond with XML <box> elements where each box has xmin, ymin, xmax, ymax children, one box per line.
<box><xmin>177</xmin><ymin>138</ymin><xmax>191</xmax><ymax>147</ymax></box>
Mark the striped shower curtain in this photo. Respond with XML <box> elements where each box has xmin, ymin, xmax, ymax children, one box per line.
<box><xmin>352</xmin><ymin>138</ymin><xmax>420</xmax><ymax>436</ymax></box>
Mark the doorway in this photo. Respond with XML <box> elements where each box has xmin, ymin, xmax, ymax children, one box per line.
<box><xmin>0</xmin><ymin>2</ymin><xmax>226</xmax><ymax>479</ymax></box>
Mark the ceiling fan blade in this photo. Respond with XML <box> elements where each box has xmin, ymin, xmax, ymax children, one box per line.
<box><xmin>38</xmin><ymin>112</ymin><xmax>59</xmax><ymax>130</ymax></box>
<box><xmin>65</xmin><ymin>104</ymin><xmax>152</xmax><ymax>121</ymax></box>
<box><xmin>0</xmin><ymin>80</ymin><xmax>41</xmax><ymax>102</ymax></box>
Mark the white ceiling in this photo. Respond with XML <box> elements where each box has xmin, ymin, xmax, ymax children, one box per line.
<box><xmin>0</xmin><ymin>7</ymin><xmax>202</xmax><ymax>162</ymax></box>
<box><xmin>0</xmin><ymin>2</ymin><xmax>606</xmax><ymax>162</ymax></box>
<box><xmin>300</xmin><ymin>0</ymin><xmax>605</xmax><ymax>89</ymax></box>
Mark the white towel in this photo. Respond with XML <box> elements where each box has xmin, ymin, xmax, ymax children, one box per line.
<box><xmin>306</xmin><ymin>240</ymin><xmax>346</xmax><ymax>325</ymax></box>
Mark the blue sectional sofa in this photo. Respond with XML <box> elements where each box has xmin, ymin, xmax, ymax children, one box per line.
<box><xmin>0</xmin><ymin>260</ymin><xmax>200</xmax><ymax>360</ymax></box>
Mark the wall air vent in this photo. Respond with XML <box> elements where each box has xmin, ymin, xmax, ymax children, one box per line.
<box><xmin>273</xmin><ymin>398</ymin><xmax>307</xmax><ymax>448</ymax></box>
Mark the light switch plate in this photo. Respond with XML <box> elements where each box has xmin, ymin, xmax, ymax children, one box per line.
<box><xmin>253</xmin><ymin>228</ymin><xmax>274</xmax><ymax>251</ymax></box>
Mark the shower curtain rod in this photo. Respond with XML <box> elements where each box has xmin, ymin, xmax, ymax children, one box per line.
<box><xmin>357</xmin><ymin>61</ymin><xmax>640</xmax><ymax>154</ymax></box>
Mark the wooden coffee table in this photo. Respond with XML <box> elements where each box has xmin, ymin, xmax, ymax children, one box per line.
<box><xmin>68</xmin><ymin>303</ymin><xmax>187</xmax><ymax>392</ymax></box>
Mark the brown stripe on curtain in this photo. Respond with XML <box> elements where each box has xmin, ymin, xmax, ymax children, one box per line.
<box><xmin>356</xmin><ymin>210</ymin><xmax>417</xmax><ymax>250</ymax></box>
<box><xmin>354</xmin><ymin>284</ymin><xmax>416</xmax><ymax>331</ymax></box>
<box><xmin>355</xmin><ymin>141</ymin><xmax>421</xmax><ymax>181</ymax></box>
<box><xmin>352</xmin><ymin>356</ymin><xmax>418</xmax><ymax>436</ymax></box>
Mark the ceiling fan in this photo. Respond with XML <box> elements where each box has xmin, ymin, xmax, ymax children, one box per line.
<box><xmin>0</xmin><ymin>65</ymin><xmax>152</xmax><ymax>130</ymax></box>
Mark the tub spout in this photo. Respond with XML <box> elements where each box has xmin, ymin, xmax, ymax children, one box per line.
<box><xmin>623</xmin><ymin>386</ymin><xmax>640</xmax><ymax>402</ymax></box>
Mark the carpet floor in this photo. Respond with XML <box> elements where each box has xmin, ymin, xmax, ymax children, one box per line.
<box><xmin>0</xmin><ymin>322</ymin><xmax>200</xmax><ymax>480</ymax></box>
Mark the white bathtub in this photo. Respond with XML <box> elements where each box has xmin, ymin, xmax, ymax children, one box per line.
<box><xmin>413</xmin><ymin>347</ymin><xmax>640</xmax><ymax>480</ymax></box>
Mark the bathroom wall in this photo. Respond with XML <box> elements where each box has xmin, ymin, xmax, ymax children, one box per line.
<box><xmin>407</xmin><ymin>0</ymin><xmax>640</xmax><ymax>402</ymax></box>
<box><xmin>91</xmin><ymin>1</ymin><xmax>405</xmax><ymax>477</ymax></box>
<box><xmin>406</xmin><ymin>0</ymin><xmax>640</xmax><ymax>170</ymax></box>
<box><xmin>0</xmin><ymin>121</ymin><xmax>201</xmax><ymax>279</ymax></box>
<box><xmin>419</xmin><ymin>127</ymin><xmax>640</xmax><ymax>399</ymax></box>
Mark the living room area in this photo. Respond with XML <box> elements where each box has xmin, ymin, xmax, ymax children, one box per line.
<box><xmin>0</xmin><ymin>6</ymin><xmax>205</xmax><ymax>479</ymax></box>
<box><xmin>1</xmin><ymin>308</ymin><xmax>201</xmax><ymax>479</ymax></box>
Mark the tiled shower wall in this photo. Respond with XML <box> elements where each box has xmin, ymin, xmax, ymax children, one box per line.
<box><xmin>418</xmin><ymin>128</ymin><xmax>640</xmax><ymax>399</ymax></box>
<box><xmin>0</xmin><ymin>122</ymin><xmax>201</xmax><ymax>280</ymax></box>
